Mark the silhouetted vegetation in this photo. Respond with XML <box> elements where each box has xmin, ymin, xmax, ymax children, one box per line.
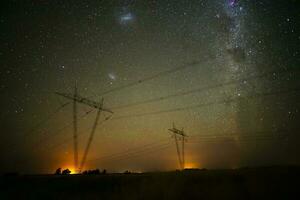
<box><xmin>54</xmin><ymin>168</ymin><xmax>71</xmax><ymax>175</ymax></box>
<box><xmin>62</xmin><ymin>169</ymin><xmax>71</xmax><ymax>175</ymax></box>
<box><xmin>1</xmin><ymin>166</ymin><xmax>299</xmax><ymax>200</ymax></box>
<box><xmin>54</xmin><ymin>168</ymin><xmax>61</xmax><ymax>175</ymax></box>
<box><xmin>81</xmin><ymin>169</ymin><xmax>105</xmax><ymax>175</ymax></box>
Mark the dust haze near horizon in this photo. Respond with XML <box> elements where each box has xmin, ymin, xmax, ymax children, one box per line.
<box><xmin>0</xmin><ymin>0</ymin><xmax>299</xmax><ymax>174</ymax></box>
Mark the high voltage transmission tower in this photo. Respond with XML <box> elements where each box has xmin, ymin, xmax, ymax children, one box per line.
<box><xmin>56</xmin><ymin>83</ymin><xmax>113</xmax><ymax>173</ymax></box>
<box><xmin>168</xmin><ymin>123</ymin><xmax>188</xmax><ymax>170</ymax></box>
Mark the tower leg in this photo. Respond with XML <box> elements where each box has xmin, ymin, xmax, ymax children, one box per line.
<box><xmin>182</xmin><ymin>135</ymin><xmax>185</xmax><ymax>169</ymax></box>
<box><xmin>174</xmin><ymin>134</ymin><xmax>182</xmax><ymax>170</ymax></box>
<box><xmin>79</xmin><ymin>99</ymin><xmax>103</xmax><ymax>172</ymax></box>
<box><xmin>73</xmin><ymin>83</ymin><xmax>78</xmax><ymax>173</ymax></box>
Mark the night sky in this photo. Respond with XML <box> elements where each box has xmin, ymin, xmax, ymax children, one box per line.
<box><xmin>0</xmin><ymin>0</ymin><xmax>299</xmax><ymax>174</ymax></box>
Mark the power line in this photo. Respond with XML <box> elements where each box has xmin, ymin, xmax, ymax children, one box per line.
<box><xmin>43</xmin><ymin>69</ymin><xmax>298</xmax><ymax>145</ymax></box>
<box><xmin>5</xmin><ymin>102</ymin><xmax>69</xmax><ymax>149</ymax></box>
<box><xmin>187</xmin><ymin>130</ymin><xmax>291</xmax><ymax>144</ymax></box>
<box><xmin>86</xmin><ymin>138</ymin><xmax>171</xmax><ymax>163</ymax></box>
<box><xmin>10</xmin><ymin>67</ymin><xmax>297</xmax><ymax>151</ymax></box>
<box><xmin>54</xmin><ymin>61</ymin><xmax>203</xmax><ymax>108</ymax></box>
<box><xmin>25</xmin><ymin>102</ymin><xmax>70</xmax><ymax>138</ymax></box>
<box><xmin>15</xmin><ymin>138</ymin><xmax>171</xmax><ymax>169</ymax></box>
<box><xmin>100</xmin><ymin>143</ymin><xmax>172</xmax><ymax>164</ymax></box>
<box><xmin>109</xmin><ymin>67</ymin><xmax>300</xmax><ymax>110</ymax></box>
<box><xmin>91</xmin><ymin>60</ymin><xmax>201</xmax><ymax>97</ymax></box>
<box><xmin>40</xmin><ymin>113</ymin><xmax>110</xmax><ymax>153</ymax></box>
<box><xmin>188</xmin><ymin>130</ymin><xmax>290</xmax><ymax>138</ymax></box>
<box><xmin>31</xmin><ymin>128</ymin><xmax>289</xmax><ymax>166</ymax></box>
<box><xmin>111</xmin><ymin>87</ymin><xmax>300</xmax><ymax>120</ymax></box>
<box><xmin>19</xmin><ymin>109</ymin><xmax>95</xmax><ymax>152</ymax></box>
<box><xmin>11</xmin><ymin>69</ymin><xmax>298</xmax><ymax>162</ymax></box>
<box><xmin>88</xmin><ymin>133</ymin><xmax>290</xmax><ymax>166</ymax></box>
<box><xmin>21</xmin><ymin>87</ymin><xmax>299</xmax><ymax>156</ymax></box>
<box><xmin>59</xmin><ymin>68</ymin><xmax>298</xmax><ymax>126</ymax></box>
<box><xmin>87</xmin><ymin>142</ymin><xmax>172</xmax><ymax>165</ymax></box>
<box><xmin>17</xmin><ymin>84</ymin><xmax>299</xmax><ymax>161</ymax></box>
<box><xmin>85</xmin><ymin>130</ymin><xmax>291</xmax><ymax>165</ymax></box>
<box><xmin>12</xmin><ymin>115</ymin><xmax>110</xmax><ymax>167</ymax></box>
<box><xmin>15</xmin><ymin>66</ymin><xmax>297</xmax><ymax>149</ymax></box>
<box><xmin>189</xmin><ymin>135</ymin><xmax>289</xmax><ymax>143</ymax></box>
<box><xmin>55</xmin><ymin>61</ymin><xmax>203</xmax><ymax>114</ymax></box>
<box><xmin>188</xmin><ymin>137</ymin><xmax>289</xmax><ymax>144</ymax></box>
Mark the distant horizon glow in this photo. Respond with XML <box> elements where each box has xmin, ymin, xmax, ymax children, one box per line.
<box><xmin>184</xmin><ymin>162</ymin><xmax>200</xmax><ymax>169</ymax></box>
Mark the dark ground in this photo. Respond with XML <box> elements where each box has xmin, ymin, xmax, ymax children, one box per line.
<box><xmin>1</xmin><ymin>166</ymin><xmax>299</xmax><ymax>200</ymax></box>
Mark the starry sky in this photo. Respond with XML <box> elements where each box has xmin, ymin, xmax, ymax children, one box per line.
<box><xmin>0</xmin><ymin>0</ymin><xmax>299</xmax><ymax>174</ymax></box>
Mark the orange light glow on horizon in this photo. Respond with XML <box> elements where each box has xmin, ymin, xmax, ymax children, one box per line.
<box><xmin>184</xmin><ymin>162</ymin><xmax>199</xmax><ymax>169</ymax></box>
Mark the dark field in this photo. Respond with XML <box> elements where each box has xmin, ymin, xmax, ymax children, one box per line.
<box><xmin>1</xmin><ymin>167</ymin><xmax>299</xmax><ymax>200</ymax></box>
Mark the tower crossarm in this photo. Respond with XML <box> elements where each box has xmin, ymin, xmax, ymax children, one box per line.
<box><xmin>55</xmin><ymin>92</ymin><xmax>113</xmax><ymax>114</ymax></box>
<box><xmin>168</xmin><ymin>128</ymin><xmax>187</xmax><ymax>137</ymax></box>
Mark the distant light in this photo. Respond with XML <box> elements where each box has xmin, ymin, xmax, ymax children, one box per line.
<box><xmin>184</xmin><ymin>162</ymin><xmax>199</xmax><ymax>169</ymax></box>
